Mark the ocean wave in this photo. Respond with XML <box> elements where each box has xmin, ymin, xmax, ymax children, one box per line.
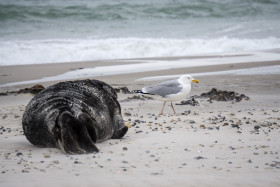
<box><xmin>1</xmin><ymin>37</ymin><xmax>280</xmax><ymax>66</ymax></box>
<box><xmin>1</xmin><ymin>0</ymin><xmax>280</xmax><ymax>40</ymax></box>
<box><xmin>1</xmin><ymin>0</ymin><xmax>279</xmax><ymax>22</ymax></box>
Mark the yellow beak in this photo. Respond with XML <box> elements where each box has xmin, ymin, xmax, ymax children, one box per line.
<box><xmin>192</xmin><ymin>79</ymin><xmax>199</xmax><ymax>83</ymax></box>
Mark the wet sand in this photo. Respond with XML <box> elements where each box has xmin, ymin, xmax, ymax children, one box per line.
<box><xmin>0</xmin><ymin>54</ymin><xmax>280</xmax><ymax>187</ymax></box>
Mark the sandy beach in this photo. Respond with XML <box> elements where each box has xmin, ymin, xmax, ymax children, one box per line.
<box><xmin>0</xmin><ymin>52</ymin><xmax>280</xmax><ymax>187</ymax></box>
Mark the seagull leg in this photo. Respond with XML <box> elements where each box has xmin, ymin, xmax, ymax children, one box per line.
<box><xmin>159</xmin><ymin>101</ymin><xmax>166</xmax><ymax>115</ymax></box>
<box><xmin>171</xmin><ymin>102</ymin><xmax>176</xmax><ymax>114</ymax></box>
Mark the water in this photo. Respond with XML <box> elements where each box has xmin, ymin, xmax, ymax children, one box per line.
<box><xmin>1</xmin><ymin>0</ymin><xmax>280</xmax><ymax>65</ymax></box>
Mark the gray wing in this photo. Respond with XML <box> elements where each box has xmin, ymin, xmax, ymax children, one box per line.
<box><xmin>142</xmin><ymin>79</ymin><xmax>183</xmax><ymax>97</ymax></box>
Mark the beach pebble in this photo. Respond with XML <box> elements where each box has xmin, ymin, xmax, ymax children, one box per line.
<box><xmin>53</xmin><ymin>160</ymin><xmax>60</xmax><ymax>164</ymax></box>
<box><xmin>254</xmin><ymin>125</ymin><xmax>260</xmax><ymax>130</ymax></box>
<box><xmin>200</xmin><ymin>124</ymin><xmax>206</xmax><ymax>129</ymax></box>
<box><xmin>194</xmin><ymin>156</ymin><xmax>206</xmax><ymax>160</ymax></box>
<box><xmin>124</xmin><ymin>112</ymin><xmax>132</xmax><ymax>117</ymax></box>
<box><xmin>260</xmin><ymin>121</ymin><xmax>272</xmax><ymax>127</ymax></box>
<box><xmin>2</xmin><ymin>114</ymin><xmax>8</xmax><ymax>119</ymax></box>
<box><xmin>231</xmin><ymin>124</ymin><xmax>239</xmax><ymax>128</ymax></box>
<box><xmin>223</xmin><ymin>122</ymin><xmax>229</xmax><ymax>126</ymax></box>
<box><xmin>43</xmin><ymin>153</ymin><xmax>51</xmax><ymax>158</ymax></box>
<box><xmin>166</xmin><ymin>126</ymin><xmax>172</xmax><ymax>130</ymax></box>
<box><xmin>16</xmin><ymin>152</ymin><xmax>23</xmax><ymax>157</ymax></box>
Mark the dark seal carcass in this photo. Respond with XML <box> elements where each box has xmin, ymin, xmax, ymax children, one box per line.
<box><xmin>22</xmin><ymin>79</ymin><xmax>128</xmax><ymax>154</ymax></box>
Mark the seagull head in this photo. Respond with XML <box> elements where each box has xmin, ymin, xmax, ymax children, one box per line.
<box><xmin>179</xmin><ymin>75</ymin><xmax>200</xmax><ymax>84</ymax></box>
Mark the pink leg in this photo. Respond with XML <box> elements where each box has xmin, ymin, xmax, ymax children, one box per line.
<box><xmin>159</xmin><ymin>101</ymin><xmax>166</xmax><ymax>115</ymax></box>
<box><xmin>171</xmin><ymin>102</ymin><xmax>176</xmax><ymax>114</ymax></box>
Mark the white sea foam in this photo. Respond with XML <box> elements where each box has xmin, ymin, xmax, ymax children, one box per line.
<box><xmin>137</xmin><ymin>65</ymin><xmax>280</xmax><ymax>82</ymax></box>
<box><xmin>1</xmin><ymin>37</ymin><xmax>280</xmax><ymax>66</ymax></box>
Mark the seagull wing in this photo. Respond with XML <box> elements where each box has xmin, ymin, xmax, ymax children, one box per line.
<box><xmin>142</xmin><ymin>79</ymin><xmax>183</xmax><ymax>97</ymax></box>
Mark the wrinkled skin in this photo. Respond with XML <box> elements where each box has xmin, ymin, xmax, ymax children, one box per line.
<box><xmin>22</xmin><ymin>79</ymin><xmax>128</xmax><ymax>154</ymax></box>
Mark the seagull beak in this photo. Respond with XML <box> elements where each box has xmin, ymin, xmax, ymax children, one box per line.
<box><xmin>192</xmin><ymin>79</ymin><xmax>199</xmax><ymax>83</ymax></box>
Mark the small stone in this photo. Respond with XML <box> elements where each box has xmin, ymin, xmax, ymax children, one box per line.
<box><xmin>151</xmin><ymin>172</ymin><xmax>161</xmax><ymax>176</ymax></box>
<box><xmin>231</xmin><ymin>124</ymin><xmax>239</xmax><ymax>128</ymax></box>
<box><xmin>194</xmin><ymin>156</ymin><xmax>206</xmax><ymax>160</ymax></box>
<box><xmin>223</xmin><ymin>122</ymin><xmax>229</xmax><ymax>126</ymax></box>
<box><xmin>2</xmin><ymin>114</ymin><xmax>8</xmax><ymax>119</ymax></box>
<box><xmin>236</xmin><ymin>121</ymin><xmax>242</xmax><ymax>125</ymax></box>
<box><xmin>166</xmin><ymin>126</ymin><xmax>172</xmax><ymax>130</ymax></box>
<box><xmin>22</xmin><ymin>170</ymin><xmax>29</xmax><ymax>173</ymax></box>
<box><xmin>254</xmin><ymin>125</ymin><xmax>260</xmax><ymax>130</ymax></box>
<box><xmin>123</xmin><ymin>147</ymin><xmax>128</xmax><ymax>151</ymax></box>
<box><xmin>260</xmin><ymin>121</ymin><xmax>272</xmax><ymax>127</ymax></box>
<box><xmin>43</xmin><ymin>153</ymin><xmax>51</xmax><ymax>158</ymax></box>
<box><xmin>190</xmin><ymin>120</ymin><xmax>196</xmax><ymax>124</ymax></box>
<box><xmin>200</xmin><ymin>124</ymin><xmax>206</xmax><ymax>129</ymax></box>
<box><xmin>16</xmin><ymin>152</ymin><xmax>23</xmax><ymax>157</ymax></box>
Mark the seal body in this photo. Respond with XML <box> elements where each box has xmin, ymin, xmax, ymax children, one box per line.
<box><xmin>22</xmin><ymin>79</ymin><xmax>128</xmax><ymax>154</ymax></box>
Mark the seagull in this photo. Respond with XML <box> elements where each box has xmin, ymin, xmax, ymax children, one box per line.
<box><xmin>134</xmin><ymin>75</ymin><xmax>199</xmax><ymax>115</ymax></box>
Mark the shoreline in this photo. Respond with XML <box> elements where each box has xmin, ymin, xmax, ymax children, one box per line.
<box><xmin>1</xmin><ymin>49</ymin><xmax>280</xmax><ymax>90</ymax></box>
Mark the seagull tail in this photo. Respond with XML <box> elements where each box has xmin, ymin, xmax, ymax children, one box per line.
<box><xmin>132</xmin><ymin>90</ymin><xmax>144</xmax><ymax>94</ymax></box>
<box><xmin>132</xmin><ymin>90</ymin><xmax>155</xmax><ymax>96</ymax></box>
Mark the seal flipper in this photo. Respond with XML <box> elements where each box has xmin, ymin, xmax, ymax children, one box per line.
<box><xmin>55</xmin><ymin>112</ymin><xmax>85</xmax><ymax>154</ymax></box>
<box><xmin>55</xmin><ymin>111</ymin><xmax>98</xmax><ymax>154</ymax></box>
<box><xmin>112</xmin><ymin>126</ymin><xmax>128</xmax><ymax>139</ymax></box>
<box><xmin>78</xmin><ymin>113</ymin><xmax>98</xmax><ymax>143</ymax></box>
